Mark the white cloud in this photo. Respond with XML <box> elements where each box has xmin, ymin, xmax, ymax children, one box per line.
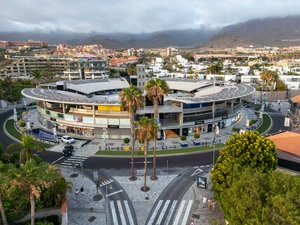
<box><xmin>0</xmin><ymin>0</ymin><xmax>299</xmax><ymax>32</ymax></box>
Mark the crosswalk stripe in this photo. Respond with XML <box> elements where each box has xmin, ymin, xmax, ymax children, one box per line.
<box><xmin>100</xmin><ymin>180</ymin><xmax>114</xmax><ymax>187</ymax></box>
<box><xmin>124</xmin><ymin>200</ymin><xmax>134</xmax><ymax>225</ymax></box>
<box><xmin>181</xmin><ymin>200</ymin><xmax>193</xmax><ymax>225</ymax></box>
<box><xmin>165</xmin><ymin>200</ymin><xmax>177</xmax><ymax>225</ymax></box>
<box><xmin>110</xmin><ymin>201</ymin><xmax>119</xmax><ymax>225</ymax></box>
<box><xmin>117</xmin><ymin>200</ymin><xmax>127</xmax><ymax>225</ymax></box>
<box><xmin>61</xmin><ymin>162</ymin><xmax>79</xmax><ymax>166</ymax></box>
<box><xmin>173</xmin><ymin>200</ymin><xmax>186</xmax><ymax>225</ymax></box>
<box><xmin>70</xmin><ymin>156</ymin><xmax>88</xmax><ymax>159</ymax></box>
<box><xmin>147</xmin><ymin>200</ymin><xmax>163</xmax><ymax>225</ymax></box>
<box><xmin>156</xmin><ymin>200</ymin><xmax>170</xmax><ymax>225</ymax></box>
<box><xmin>64</xmin><ymin>158</ymin><xmax>83</xmax><ymax>161</ymax></box>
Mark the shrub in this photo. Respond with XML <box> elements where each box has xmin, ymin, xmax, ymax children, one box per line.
<box><xmin>232</xmin><ymin>127</ymin><xmax>238</xmax><ymax>132</ymax></box>
<box><xmin>194</xmin><ymin>133</ymin><xmax>200</xmax><ymax>139</ymax></box>
<box><xmin>123</xmin><ymin>137</ymin><xmax>130</xmax><ymax>144</ymax></box>
<box><xmin>180</xmin><ymin>135</ymin><xmax>186</xmax><ymax>141</ymax></box>
<box><xmin>254</xmin><ymin>107</ymin><xmax>260</xmax><ymax>111</ymax></box>
<box><xmin>20</xmin><ymin>121</ymin><xmax>26</xmax><ymax>127</ymax></box>
<box><xmin>249</xmin><ymin>119</ymin><xmax>257</xmax><ymax>126</ymax></box>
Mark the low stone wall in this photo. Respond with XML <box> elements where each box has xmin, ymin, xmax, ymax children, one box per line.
<box><xmin>14</xmin><ymin>208</ymin><xmax>61</xmax><ymax>224</ymax></box>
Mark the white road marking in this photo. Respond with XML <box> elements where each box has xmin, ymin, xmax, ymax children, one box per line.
<box><xmin>181</xmin><ymin>200</ymin><xmax>193</xmax><ymax>225</ymax></box>
<box><xmin>69</xmin><ymin>156</ymin><xmax>88</xmax><ymax>159</ymax></box>
<box><xmin>117</xmin><ymin>200</ymin><xmax>127</xmax><ymax>225</ymax></box>
<box><xmin>110</xmin><ymin>201</ymin><xmax>119</xmax><ymax>225</ymax></box>
<box><xmin>61</xmin><ymin>162</ymin><xmax>79</xmax><ymax>166</ymax></box>
<box><xmin>173</xmin><ymin>200</ymin><xmax>186</xmax><ymax>225</ymax></box>
<box><xmin>156</xmin><ymin>200</ymin><xmax>170</xmax><ymax>225</ymax></box>
<box><xmin>100</xmin><ymin>179</ymin><xmax>114</xmax><ymax>187</ymax></box>
<box><xmin>106</xmin><ymin>190</ymin><xmax>123</xmax><ymax>197</ymax></box>
<box><xmin>191</xmin><ymin>168</ymin><xmax>203</xmax><ymax>177</ymax></box>
<box><xmin>165</xmin><ymin>200</ymin><xmax>177</xmax><ymax>225</ymax></box>
<box><xmin>147</xmin><ymin>200</ymin><xmax>163</xmax><ymax>225</ymax></box>
<box><xmin>124</xmin><ymin>200</ymin><xmax>134</xmax><ymax>225</ymax></box>
<box><xmin>51</xmin><ymin>156</ymin><xmax>64</xmax><ymax>165</ymax></box>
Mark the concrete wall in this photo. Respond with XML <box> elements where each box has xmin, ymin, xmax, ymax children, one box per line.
<box><xmin>243</xmin><ymin>90</ymin><xmax>300</xmax><ymax>101</ymax></box>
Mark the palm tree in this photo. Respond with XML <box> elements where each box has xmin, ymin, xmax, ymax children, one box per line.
<box><xmin>31</xmin><ymin>70</ymin><xmax>41</xmax><ymax>86</ymax></box>
<box><xmin>144</xmin><ymin>78</ymin><xmax>169</xmax><ymax>180</ymax></box>
<box><xmin>0</xmin><ymin>161</ymin><xmax>17</xmax><ymax>225</ymax></box>
<box><xmin>7</xmin><ymin>135</ymin><xmax>47</xmax><ymax>165</ymax></box>
<box><xmin>135</xmin><ymin>117</ymin><xmax>159</xmax><ymax>191</ymax></box>
<box><xmin>119</xmin><ymin>85</ymin><xmax>145</xmax><ymax>181</ymax></box>
<box><xmin>260</xmin><ymin>71</ymin><xmax>276</xmax><ymax>102</ymax></box>
<box><xmin>10</xmin><ymin>159</ymin><xmax>58</xmax><ymax>225</ymax></box>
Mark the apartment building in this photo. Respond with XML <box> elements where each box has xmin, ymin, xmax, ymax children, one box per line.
<box><xmin>0</xmin><ymin>56</ymin><xmax>69</xmax><ymax>78</ymax></box>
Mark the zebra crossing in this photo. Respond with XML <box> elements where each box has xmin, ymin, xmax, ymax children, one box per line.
<box><xmin>109</xmin><ymin>200</ymin><xmax>136</xmax><ymax>225</ymax></box>
<box><xmin>60</xmin><ymin>155</ymin><xmax>88</xmax><ymax>168</ymax></box>
<box><xmin>147</xmin><ymin>200</ymin><xmax>194</xmax><ymax>225</ymax></box>
<box><xmin>267</xmin><ymin>111</ymin><xmax>284</xmax><ymax>116</ymax></box>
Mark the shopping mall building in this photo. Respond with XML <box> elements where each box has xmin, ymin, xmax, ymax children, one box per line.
<box><xmin>22</xmin><ymin>75</ymin><xmax>255</xmax><ymax>139</ymax></box>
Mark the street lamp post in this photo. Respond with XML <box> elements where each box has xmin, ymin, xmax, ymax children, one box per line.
<box><xmin>106</xmin><ymin>185</ymin><xmax>112</xmax><ymax>225</ymax></box>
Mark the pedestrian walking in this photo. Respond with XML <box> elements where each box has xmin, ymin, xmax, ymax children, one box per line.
<box><xmin>208</xmin><ymin>199</ymin><xmax>212</xmax><ymax>209</ymax></box>
<box><xmin>202</xmin><ymin>196</ymin><xmax>207</xmax><ymax>208</ymax></box>
<box><xmin>80</xmin><ymin>186</ymin><xmax>85</xmax><ymax>196</ymax></box>
<box><xmin>212</xmin><ymin>201</ymin><xmax>216</xmax><ymax>211</ymax></box>
<box><xmin>75</xmin><ymin>189</ymin><xmax>79</xmax><ymax>200</ymax></box>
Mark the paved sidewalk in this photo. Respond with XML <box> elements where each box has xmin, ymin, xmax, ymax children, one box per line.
<box><xmin>61</xmin><ymin>167</ymin><xmax>225</xmax><ymax>225</ymax></box>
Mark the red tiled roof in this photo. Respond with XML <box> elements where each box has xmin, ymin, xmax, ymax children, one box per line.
<box><xmin>268</xmin><ymin>131</ymin><xmax>300</xmax><ymax>156</ymax></box>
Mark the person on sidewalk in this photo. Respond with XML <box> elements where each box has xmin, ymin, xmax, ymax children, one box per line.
<box><xmin>75</xmin><ymin>189</ymin><xmax>79</xmax><ymax>200</ymax></box>
<box><xmin>202</xmin><ymin>196</ymin><xmax>207</xmax><ymax>208</ymax></box>
<box><xmin>80</xmin><ymin>186</ymin><xmax>85</xmax><ymax>196</ymax></box>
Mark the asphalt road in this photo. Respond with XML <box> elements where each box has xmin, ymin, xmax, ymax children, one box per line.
<box><xmin>146</xmin><ymin>167</ymin><xmax>211</xmax><ymax>225</ymax></box>
<box><xmin>264</xmin><ymin>107</ymin><xmax>288</xmax><ymax>134</ymax></box>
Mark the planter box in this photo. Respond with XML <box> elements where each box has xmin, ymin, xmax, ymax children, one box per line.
<box><xmin>180</xmin><ymin>141</ymin><xmax>188</xmax><ymax>148</ymax></box>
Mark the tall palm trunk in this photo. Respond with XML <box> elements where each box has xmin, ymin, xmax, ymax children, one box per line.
<box><xmin>143</xmin><ymin>140</ymin><xmax>148</xmax><ymax>191</ymax></box>
<box><xmin>30</xmin><ymin>192</ymin><xmax>35</xmax><ymax>225</ymax></box>
<box><xmin>151</xmin><ymin>138</ymin><xmax>158</xmax><ymax>180</ymax></box>
<box><xmin>0</xmin><ymin>197</ymin><xmax>8</xmax><ymax>225</ymax></box>
<box><xmin>130</xmin><ymin>112</ymin><xmax>136</xmax><ymax>181</ymax></box>
<box><xmin>152</xmin><ymin>98</ymin><xmax>159</xmax><ymax>180</ymax></box>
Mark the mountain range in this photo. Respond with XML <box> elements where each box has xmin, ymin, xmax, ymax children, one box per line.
<box><xmin>1</xmin><ymin>15</ymin><xmax>300</xmax><ymax>49</ymax></box>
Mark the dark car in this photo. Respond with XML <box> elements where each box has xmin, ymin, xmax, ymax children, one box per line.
<box><xmin>62</xmin><ymin>144</ymin><xmax>74</xmax><ymax>156</ymax></box>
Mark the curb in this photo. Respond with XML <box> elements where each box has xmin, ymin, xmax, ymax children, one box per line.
<box><xmin>261</xmin><ymin>113</ymin><xmax>273</xmax><ymax>136</ymax></box>
<box><xmin>3</xmin><ymin>117</ymin><xmax>22</xmax><ymax>144</ymax></box>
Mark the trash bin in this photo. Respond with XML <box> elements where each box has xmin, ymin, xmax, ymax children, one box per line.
<box><xmin>139</xmin><ymin>145</ymin><xmax>144</xmax><ymax>151</ymax></box>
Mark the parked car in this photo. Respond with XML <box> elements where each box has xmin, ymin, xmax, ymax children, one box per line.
<box><xmin>61</xmin><ymin>136</ymin><xmax>75</xmax><ymax>144</ymax></box>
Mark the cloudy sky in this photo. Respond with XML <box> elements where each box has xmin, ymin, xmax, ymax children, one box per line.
<box><xmin>1</xmin><ymin>0</ymin><xmax>300</xmax><ymax>33</ymax></box>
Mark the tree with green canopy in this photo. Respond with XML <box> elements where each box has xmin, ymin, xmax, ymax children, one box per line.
<box><xmin>220</xmin><ymin>166</ymin><xmax>300</xmax><ymax>225</ymax></box>
<box><xmin>211</xmin><ymin>131</ymin><xmax>278</xmax><ymax>208</ymax></box>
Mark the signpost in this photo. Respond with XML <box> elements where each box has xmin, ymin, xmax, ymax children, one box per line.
<box><xmin>197</xmin><ymin>176</ymin><xmax>207</xmax><ymax>189</ymax></box>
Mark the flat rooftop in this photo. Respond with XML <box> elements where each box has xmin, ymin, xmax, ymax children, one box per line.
<box><xmin>23</xmin><ymin>79</ymin><xmax>255</xmax><ymax>105</ymax></box>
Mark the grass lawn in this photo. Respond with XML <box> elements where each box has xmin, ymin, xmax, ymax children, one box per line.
<box><xmin>96</xmin><ymin>143</ymin><xmax>225</xmax><ymax>156</ymax></box>
<box><xmin>256</xmin><ymin>114</ymin><xmax>271</xmax><ymax>134</ymax></box>
<box><xmin>5</xmin><ymin>119</ymin><xmax>52</xmax><ymax>148</ymax></box>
